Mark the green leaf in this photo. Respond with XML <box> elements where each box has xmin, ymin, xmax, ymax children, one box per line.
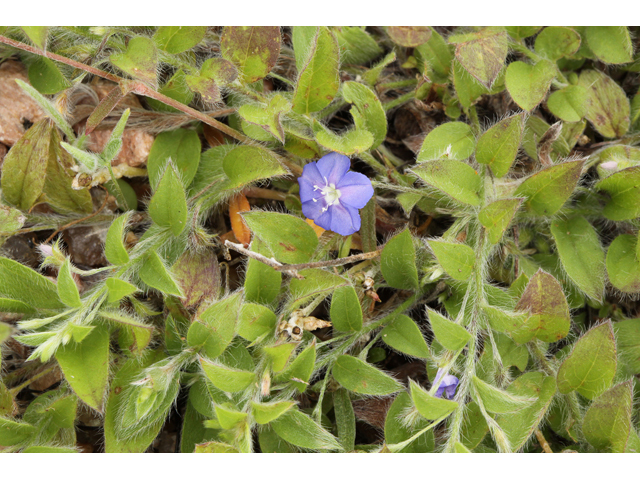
<box><xmin>385</xmin><ymin>391</ymin><xmax>435</xmax><ymax>452</ymax></box>
<box><xmin>550</xmin><ymin>216</ymin><xmax>605</xmax><ymax>302</ymax></box>
<box><xmin>387</xmin><ymin>26</ymin><xmax>431</xmax><ymax>47</ymax></box>
<box><xmin>596</xmin><ymin>166</ymin><xmax>640</xmax><ymax>221</ymax></box>
<box><xmin>414</xmin><ymin>29</ymin><xmax>453</xmax><ymax>81</ymax></box>
<box><xmin>187</xmin><ymin>293</ymin><xmax>241</xmax><ymax>359</ymax></box>
<box><xmin>222</xmin><ymin>145</ymin><xmax>287</xmax><ymax>189</ymax></box>
<box><xmin>333</xmin><ymin>389</ymin><xmax>356</xmax><ymax>451</ymax></box>
<box><xmin>417</xmin><ymin>122</ymin><xmax>476</xmax><ymax>162</ymax></box>
<box><xmin>557</xmin><ymin>321</ymin><xmax>617</xmax><ymax>399</ymax></box>
<box><xmin>332</xmin><ymin>355</ymin><xmax>403</xmax><ymax>395</ymax></box>
<box><xmin>289</xmin><ymin>268</ymin><xmax>346</xmax><ymax>310</ymax></box>
<box><xmin>334</xmin><ymin>26</ymin><xmax>383</xmax><ymax>65</ymax></box>
<box><xmin>21</xmin><ymin>26</ymin><xmax>48</xmax><ymax>48</ymax></box>
<box><xmin>110</xmin><ymin>36</ymin><xmax>157</xmax><ymax>85</ymax></box>
<box><xmin>172</xmin><ymin>250</ymin><xmax>220</xmax><ymax>309</ymax></box>
<box><xmin>57</xmin><ymin>258</ymin><xmax>81</xmax><ymax>308</ymax></box>
<box><xmin>0</xmin><ymin>204</ymin><xmax>26</xmax><ymax>234</ymax></box>
<box><xmin>449</xmin><ymin>28</ymin><xmax>508</xmax><ymax>87</ymax></box>
<box><xmin>0</xmin><ymin>257</ymin><xmax>63</xmax><ymax>310</ymax></box>
<box><xmin>330</xmin><ymin>286</ymin><xmax>363</xmax><ymax>332</ymax></box>
<box><xmin>428</xmin><ymin>308</ymin><xmax>472</xmax><ymax>351</ymax></box>
<box><xmin>154</xmin><ymin>26</ymin><xmax>206</xmax><ymax>54</ymax></box>
<box><xmin>1</xmin><ymin>118</ymin><xmax>52</xmax><ymax>211</ymax></box>
<box><xmin>55</xmin><ymin>326</ymin><xmax>110</xmax><ymax>412</ymax></box>
<box><xmin>0</xmin><ymin>298</ymin><xmax>35</xmax><ymax>314</ymax></box>
<box><xmin>138</xmin><ymin>250</ymin><xmax>182</xmax><ymax>297</ymax></box>
<box><xmin>534</xmin><ymin>27</ymin><xmax>581</xmax><ymax>61</ymax></box>
<box><xmin>381</xmin><ymin>314</ymin><xmax>431</xmax><ymax>359</ymax></box>
<box><xmin>220</xmin><ymin>26</ymin><xmax>281</xmax><ymax>83</ymax></box>
<box><xmin>475</xmin><ymin>113</ymin><xmax>525</xmax><ymax>178</ymax></box>
<box><xmin>292</xmin><ymin>26</ymin><xmax>340</xmax><ymax>115</ymax></box>
<box><xmin>380</xmin><ymin>229</ymin><xmax>419</xmax><ymax>290</ymax></box>
<box><xmin>147</xmin><ymin>129</ymin><xmax>201</xmax><ymax>189</ymax></box>
<box><xmin>271</xmin><ymin>408</ymin><xmax>342</xmax><ymax>451</ymax></box>
<box><xmin>27</xmin><ymin>57</ymin><xmax>70</xmax><ymax>95</ymax></box>
<box><xmin>429</xmin><ymin>239</ymin><xmax>475</xmax><ymax>281</ymax></box>
<box><xmin>579</xmin><ymin>69</ymin><xmax>630</xmax><ymax>139</ymax></box>
<box><xmin>342</xmin><ymin>81</ymin><xmax>387</xmax><ymax>149</ymax></box>
<box><xmin>22</xmin><ymin>446</ymin><xmax>77</xmax><ymax>453</ymax></box>
<box><xmin>243</xmin><ymin>238</ymin><xmax>282</xmax><ymax>305</ymax></box>
<box><xmin>264</xmin><ymin>343</ymin><xmax>296</xmax><ymax>373</ymax></box>
<box><xmin>505</xmin><ymin>60</ymin><xmax>556</xmax><ymax>111</ymax></box>
<box><xmin>274</xmin><ymin>342</ymin><xmax>316</xmax><ymax>393</ymax></box>
<box><xmin>412</xmin><ymin>160</ymin><xmax>481</xmax><ymax>206</ymax></box>
<box><xmin>238</xmin><ymin>94</ymin><xmax>291</xmax><ymax>143</ymax></box>
<box><xmin>242</xmin><ymin>211</ymin><xmax>318</xmax><ymax>264</ymax></box>
<box><xmin>547</xmin><ymin>85</ymin><xmax>588</xmax><ymax>123</ymax></box>
<box><xmin>312</xmin><ymin>121</ymin><xmax>374</xmax><ymax>155</ymax></box>
<box><xmin>583</xmin><ymin>381</ymin><xmax>634</xmax><ymax>452</ymax></box>
<box><xmin>251</xmin><ymin>400</ymin><xmax>295</xmax><ymax>425</ymax></box>
<box><xmin>147</xmin><ymin>69</ymin><xmax>195</xmax><ymax>112</ymax></box>
<box><xmin>214</xmin><ymin>404</ymin><xmax>248</xmax><ymax>430</ymax></box>
<box><xmin>460</xmin><ymin>402</ymin><xmax>489</xmax><ymax>449</ymax></box>
<box><xmin>148</xmin><ymin>161</ymin><xmax>188</xmax><ymax>237</ymax></box>
<box><xmin>613</xmin><ymin>319</ymin><xmax>640</xmax><ymax>375</ymax></box>
<box><xmin>479</xmin><ymin>198</ymin><xmax>523</xmax><ymax>244</ymax></box>
<box><xmin>0</xmin><ymin>417</ymin><xmax>36</xmax><ymax>446</ymax></box>
<box><xmin>237</xmin><ymin>303</ymin><xmax>277</xmax><ymax>342</ymax></box>
<box><xmin>505</xmin><ymin>27</ymin><xmax>542</xmax><ymax>40</ymax></box>
<box><xmin>185</xmin><ymin>58</ymin><xmax>238</xmax><ymax>104</ymax></box>
<box><xmin>496</xmin><ymin>372</ymin><xmax>556</xmax><ymax>450</ymax></box>
<box><xmin>452</xmin><ymin>59</ymin><xmax>489</xmax><ymax>112</ymax></box>
<box><xmin>585</xmin><ymin>27</ymin><xmax>633</xmax><ymax>64</ymax></box>
<box><xmin>472</xmin><ymin>375</ymin><xmax>535</xmax><ymax>414</ymax></box>
<box><xmin>410</xmin><ymin>380</ymin><xmax>457</xmax><ymax>420</ymax></box>
<box><xmin>199</xmin><ymin>357</ymin><xmax>256</xmax><ymax>393</ymax></box>
<box><xmin>513</xmin><ymin>269</ymin><xmax>571</xmax><ymax>343</ymax></box>
<box><xmin>607</xmin><ymin>234</ymin><xmax>640</xmax><ymax>294</ymax></box>
<box><xmin>104</xmin><ymin>212</ymin><xmax>130</xmax><ymax>266</ymax></box>
<box><xmin>514</xmin><ymin>160</ymin><xmax>584</xmax><ymax>216</ymax></box>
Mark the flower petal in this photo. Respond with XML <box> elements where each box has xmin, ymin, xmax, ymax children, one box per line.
<box><xmin>316</xmin><ymin>153</ymin><xmax>351</xmax><ymax>185</ymax></box>
<box><xmin>330</xmin><ymin>203</ymin><xmax>361</xmax><ymax>236</ymax></box>
<box><xmin>298</xmin><ymin>162</ymin><xmax>325</xmax><ymax>203</ymax></box>
<box><xmin>444</xmin><ymin>383</ymin><xmax>458</xmax><ymax>400</ymax></box>
<box><xmin>337</xmin><ymin>172</ymin><xmax>374</xmax><ymax>209</ymax></box>
<box><xmin>301</xmin><ymin>198</ymin><xmax>326</xmax><ymax>221</ymax></box>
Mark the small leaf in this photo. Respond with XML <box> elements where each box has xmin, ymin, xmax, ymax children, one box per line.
<box><xmin>222</xmin><ymin>145</ymin><xmax>287</xmax><ymax>190</ymax></box>
<box><xmin>342</xmin><ymin>81</ymin><xmax>387</xmax><ymax>149</ymax></box>
<box><xmin>596</xmin><ymin>166</ymin><xmax>640</xmax><ymax>221</ymax></box>
<box><xmin>557</xmin><ymin>321</ymin><xmax>617</xmax><ymax>399</ymax></box>
<box><xmin>505</xmin><ymin>60</ymin><xmax>556</xmax><ymax>111</ymax></box>
<box><xmin>479</xmin><ymin>198</ymin><xmax>523</xmax><ymax>244</ymax></box>
<box><xmin>27</xmin><ymin>57</ymin><xmax>70</xmax><ymax>95</ymax></box>
<box><xmin>414</xmin><ymin>29</ymin><xmax>453</xmax><ymax>81</ymax></box>
<box><xmin>312</xmin><ymin>121</ymin><xmax>374</xmax><ymax>156</ymax></box>
<box><xmin>387</xmin><ymin>26</ymin><xmax>432</xmax><ymax>47</ymax></box>
<box><xmin>330</xmin><ymin>286</ymin><xmax>363</xmax><ymax>332</ymax></box>
<box><xmin>237</xmin><ymin>303</ymin><xmax>276</xmax><ymax>342</ymax></box>
<box><xmin>237</xmin><ymin>94</ymin><xmax>291</xmax><ymax>143</ymax></box>
<box><xmin>138</xmin><ymin>250</ymin><xmax>182</xmax><ymax>297</ymax></box>
<box><xmin>215</xmin><ymin>404</ymin><xmax>248</xmax><ymax>429</ymax></box>
<box><xmin>199</xmin><ymin>357</ymin><xmax>256</xmax><ymax>393</ymax></box>
<box><xmin>251</xmin><ymin>400</ymin><xmax>295</xmax><ymax>425</ymax></box>
<box><xmin>147</xmin><ymin>69</ymin><xmax>194</xmax><ymax>112</ymax></box>
<box><xmin>57</xmin><ymin>258</ymin><xmax>81</xmax><ymax>308</ymax></box>
<box><xmin>417</xmin><ymin>122</ymin><xmax>476</xmax><ymax>162</ymax></box>
<box><xmin>0</xmin><ymin>257</ymin><xmax>63</xmax><ymax>310</ymax></box>
<box><xmin>428</xmin><ymin>240</ymin><xmax>475</xmax><ymax>281</ymax></box>
<box><xmin>264</xmin><ymin>343</ymin><xmax>296</xmax><ymax>372</ymax></box>
<box><xmin>514</xmin><ymin>160</ymin><xmax>584</xmax><ymax>216</ymax></box>
<box><xmin>154</xmin><ymin>26</ymin><xmax>206</xmax><ymax>54</ymax></box>
<box><xmin>579</xmin><ymin>69</ymin><xmax>630</xmax><ymax>139</ymax></box>
<box><xmin>412</xmin><ymin>160</ymin><xmax>481</xmax><ymax>206</ymax></box>
<box><xmin>583</xmin><ymin>381</ymin><xmax>634</xmax><ymax>452</ymax></box>
<box><xmin>243</xmin><ymin>238</ymin><xmax>282</xmax><ymax>305</ymax></box>
<box><xmin>21</xmin><ymin>26</ymin><xmax>48</xmax><ymax>48</ymax></box>
<box><xmin>185</xmin><ymin>58</ymin><xmax>238</xmax><ymax>103</ymax></box>
<box><xmin>475</xmin><ymin>113</ymin><xmax>525</xmax><ymax>178</ymax></box>
<box><xmin>172</xmin><ymin>250</ymin><xmax>220</xmax><ymax>309</ymax></box>
<box><xmin>332</xmin><ymin>355</ymin><xmax>402</xmax><ymax>395</ymax></box>
<box><xmin>472</xmin><ymin>376</ymin><xmax>535</xmax><ymax>414</ymax></box>
<box><xmin>606</xmin><ymin>234</ymin><xmax>640</xmax><ymax>294</ymax></box>
<box><xmin>0</xmin><ymin>204</ymin><xmax>26</xmax><ymax>234</ymax></box>
<box><xmin>614</xmin><ymin>319</ymin><xmax>640</xmax><ymax>375</ymax></box>
<box><xmin>292</xmin><ymin>27</ymin><xmax>340</xmax><ymax>115</ymax></box>
<box><xmin>428</xmin><ymin>308</ymin><xmax>472</xmax><ymax>351</ymax></box>
<box><xmin>187</xmin><ymin>293</ymin><xmax>241</xmax><ymax>359</ymax></box>
<box><xmin>242</xmin><ymin>211</ymin><xmax>318</xmax><ymax>264</ymax></box>
<box><xmin>547</xmin><ymin>85</ymin><xmax>588</xmax><ymax>123</ymax></box>
<box><xmin>104</xmin><ymin>212</ymin><xmax>131</xmax><ymax>266</ymax></box>
<box><xmin>220</xmin><ymin>26</ymin><xmax>281</xmax><ymax>83</ymax></box>
<box><xmin>449</xmin><ymin>28</ymin><xmax>508</xmax><ymax>87</ymax></box>
<box><xmin>274</xmin><ymin>343</ymin><xmax>316</xmax><ymax>393</ymax></box>
<box><xmin>110</xmin><ymin>36</ymin><xmax>158</xmax><ymax>85</ymax></box>
<box><xmin>148</xmin><ymin>162</ymin><xmax>188</xmax><ymax>236</ymax></box>
<box><xmin>56</xmin><ymin>326</ymin><xmax>110</xmax><ymax>412</ymax></box>
<box><xmin>147</xmin><ymin>129</ymin><xmax>201</xmax><ymax>189</ymax></box>
<box><xmin>381</xmin><ymin>314</ymin><xmax>431</xmax><ymax>359</ymax></box>
<box><xmin>585</xmin><ymin>27</ymin><xmax>633</xmax><ymax>64</ymax></box>
<box><xmin>271</xmin><ymin>408</ymin><xmax>342</xmax><ymax>451</ymax></box>
<box><xmin>410</xmin><ymin>380</ymin><xmax>457</xmax><ymax>420</ymax></box>
<box><xmin>550</xmin><ymin>217</ymin><xmax>605</xmax><ymax>302</ymax></box>
<box><xmin>385</xmin><ymin>391</ymin><xmax>435</xmax><ymax>452</ymax></box>
<box><xmin>534</xmin><ymin>27</ymin><xmax>581</xmax><ymax>61</ymax></box>
<box><xmin>380</xmin><ymin>229</ymin><xmax>419</xmax><ymax>290</ymax></box>
<box><xmin>0</xmin><ymin>417</ymin><xmax>36</xmax><ymax>446</ymax></box>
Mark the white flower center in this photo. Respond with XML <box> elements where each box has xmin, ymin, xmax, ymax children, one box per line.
<box><xmin>313</xmin><ymin>177</ymin><xmax>342</xmax><ymax>212</ymax></box>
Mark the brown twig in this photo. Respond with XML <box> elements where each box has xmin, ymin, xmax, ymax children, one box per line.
<box><xmin>535</xmin><ymin>429</ymin><xmax>553</xmax><ymax>453</ymax></box>
<box><xmin>9</xmin><ymin>364</ymin><xmax>58</xmax><ymax>396</ymax></box>
<box><xmin>43</xmin><ymin>189</ymin><xmax>110</xmax><ymax>244</ymax></box>
<box><xmin>225</xmin><ymin>240</ymin><xmax>382</xmax><ymax>279</ymax></box>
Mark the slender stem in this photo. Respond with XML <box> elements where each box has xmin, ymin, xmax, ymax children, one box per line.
<box><xmin>383</xmin><ymin>91</ymin><xmax>415</xmax><ymax>112</ymax></box>
<box><xmin>535</xmin><ymin>429</ymin><xmax>554</xmax><ymax>453</ymax></box>
<box><xmin>43</xmin><ymin>189</ymin><xmax>110</xmax><ymax>244</ymax></box>
<box><xmin>9</xmin><ymin>364</ymin><xmax>58</xmax><ymax>396</ymax></box>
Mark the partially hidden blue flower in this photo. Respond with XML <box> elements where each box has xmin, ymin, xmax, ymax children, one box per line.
<box><xmin>434</xmin><ymin>368</ymin><xmax>459</xmax><ymax>400</ymax></box>
<box><xmin>298</xmin><ymin>153</ymin><xmax>374</xmax><ymax>236</ymax></box>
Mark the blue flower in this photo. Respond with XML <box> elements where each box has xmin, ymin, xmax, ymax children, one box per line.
<box><xmin>298</xmin><ymin>153</ymin><xmax>374</xmax><ymax>236</ymax></box>
<box><xmin>434</xmin><ymin>368</ymin><xmax>459</xmax><ymax>400</ymax></box>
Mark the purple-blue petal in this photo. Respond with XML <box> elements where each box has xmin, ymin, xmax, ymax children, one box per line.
<box><xmin>330</xmin><ymin>203</ymin><xmax>360</xmax><ymax>236</ymax></box>
<box><xmin>435</xmin><ymin>385</ymin><xmax>445</xmax><ymax>398</ymax></box>
<box><xmin>316</xmin><ymin>153</ymin><xmax>351</xmax><ymax>185</ymax></box>
<box><xmin>298</xmin><ymin>163</ymin><xmax>325</xmax><ymax>203</ymax></box>
<box><xmin>444</xmin><ymin>383</ymin><xmax>458</xmax><ymax>400</ymax></box>
<box><xmin>301</xmin><ymin>198</ymin><xmax>327</xmax><ymax>221</ymax></box>
<box><xmin>337</xmin><ymin>172</ymin><xmax>374</xmax><ymax>209</ymax></box>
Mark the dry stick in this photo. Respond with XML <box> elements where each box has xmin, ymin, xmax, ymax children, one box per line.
<box><xmin>43</xmin><ymin>189</ymin><xmax>110</xmax><ymax>244</ymax></box>
<box><xmin>225</xmin><ymin>240</ymin><xmax>382</xmax><ymax>279</ymax></box>
<box><xmin>535</xmin><ymin>429</ymin><xmax>554</xmax><ymax>453</ymax></box>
